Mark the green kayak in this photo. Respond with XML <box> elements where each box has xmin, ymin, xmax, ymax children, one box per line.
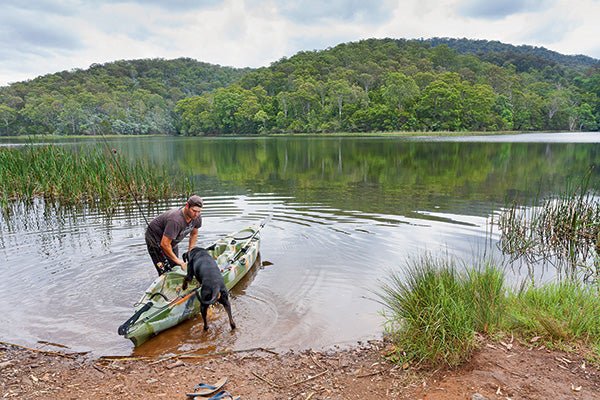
<box><xmin>119</xmin><ymin>224</ymin><xmax>262</xmax><ymax>346</ymax></box>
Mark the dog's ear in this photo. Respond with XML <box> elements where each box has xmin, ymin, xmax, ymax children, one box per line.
<box><xmin>182</xmin><ymin>251</ymin><xmax>189</xmax><ymax>263</ymax></box>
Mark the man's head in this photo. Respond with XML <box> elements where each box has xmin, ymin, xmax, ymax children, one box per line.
<box><xmin>187</xmin><ymin>195</ymin><xmax>203</xmax><ymax>208</ymax></box>
<box><xmin>184</xmin><ymin>195</ymin><xmax>203</xmax><ymax>219</ymax></box>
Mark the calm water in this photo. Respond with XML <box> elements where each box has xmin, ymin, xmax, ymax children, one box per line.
<box><xmin>1</xmin><ymin>133</ymin><xmax>599</xmax><ymax>356</ymax></box>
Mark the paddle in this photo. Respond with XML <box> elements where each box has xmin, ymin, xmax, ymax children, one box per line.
<box><xmin>118</xmin><ymin>301</ymin><xmax>153</xmax><ymax>335</ymax></box>
<box><xmin>226</xmin><ymin>217</ymin><xmax>269</xmax><ymax>266</ymax></box>
<box><xmin>181</xmin><ymin>216</ymin><xmax>270</xmax><ymax>267</ymax></box>
<box><xmin>119</xmin><ymin>288</ymin><xmax>200</xmax><ymax>337</ymax></box>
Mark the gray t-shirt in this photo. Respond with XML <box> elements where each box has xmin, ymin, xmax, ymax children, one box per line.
<box><xmin>145</xmin><ymin>207</ymin><xmax>202</xmax><ymax>248</ymax></box>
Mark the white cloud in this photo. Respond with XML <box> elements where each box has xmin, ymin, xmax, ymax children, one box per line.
<box><xmin>0</xmin><ymin>0</ymin><xmax>598</xmax><ymax>86</ymax></box>
<box><xmin>457</xmin><ymin>0</ymin><xmax>553</xmax><ymax>20</ymax></box>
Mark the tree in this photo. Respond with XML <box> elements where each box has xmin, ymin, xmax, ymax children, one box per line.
<box><xmin>381</xmin><ymin>72</ymin><xmax>419</xmax><ymax>128</ymax></box>
<box><xmin>175</xmin><ymin>95</ymin><xmax>215</xmax><ymax>135</ymax></box>
<box><xmin>461</xmin><ymin>83</ymin><xmax>497</xmax><ymax>130</ymax></box>
<box><xmin>512</xmin><ymin>89</ymin><xmax>544</xmax><ymax>131</ymax></box>
<box><xmin>415</xmin><ymin>79</ymin><xmax>462</xmax><ymax>131</ymax></box>
<box><xmin>21</xmin><ymin>95</ymin><xmax>63</xmax><ymax>135</ymax></box>
<box><xmin>0</xmin><ymin>104</ymin><xmax>17</xmax><ymax>135</ymax></box>
<box><xmin>328</xmin><ymin>80</ymin><xmax>355</xmax><ymax>121</ymax></box>
<box><xmin>576</xmin><ymin>103</ymin><xmax>597</xmax><ymax>131</ymax></box>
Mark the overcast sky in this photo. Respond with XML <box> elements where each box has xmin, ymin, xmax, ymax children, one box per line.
<box><xmin>1</xmin><ymin>0</ymin><xmax>599</xmax><ymax>86</ymax></box>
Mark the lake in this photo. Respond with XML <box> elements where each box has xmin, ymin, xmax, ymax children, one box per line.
<box><xmin>0</xmin><ymin>132</ymin><xmax>598</xmax><ymax>356</ymax></box>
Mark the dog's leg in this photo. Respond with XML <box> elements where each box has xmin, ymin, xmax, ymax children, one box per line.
<box><xmin>200</xmin><ymin>303</ymin><xmax>210</xmax><ymax>330</ymax></box>
<box><xmin>219</xmin><ymin>294</ymin><xmax>236</xmax><ymax>330</ymax></box>
<box><xmin>182</xmin><ymin>261</ymin><xmax>195</xmax><ymax>290</ymax></box>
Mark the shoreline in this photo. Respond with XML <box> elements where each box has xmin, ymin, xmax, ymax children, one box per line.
<box><xmin>2</xmin><ymin>337</ymin><xmax>599</xmax><ymax>399</ymax></box>
<box><xmin>0</xmin><ymin>130</ymin><xmax>577</xmax><ymax>141</ymax></box>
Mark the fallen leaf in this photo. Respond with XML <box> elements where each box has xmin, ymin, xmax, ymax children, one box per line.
<box><xmin>571</xmin><ymin>384</ymin><xmax>582</xmax><ymax>392</ymax></box>
<box><xmin>166</xmin><ymin>360</ymin><xmax>184</xmax><ymax>370</ymax></box>
<box><xmin>530</xmin><ymin>336</ymin><xmax>541</xmax><ymax>343</ymax></box>
<box><xmin>500</xmin><ymin>341</ymin><xmax>513</xmax><ymax>350</ymax></box>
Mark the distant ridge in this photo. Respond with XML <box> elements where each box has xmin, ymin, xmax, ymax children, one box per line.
<box><xmin>422</xmin><ymin>37</ymin><xmax>599</xmax><ymax>70</ymax></box>
<box><xmin>1</xmin><ymin>37</ymin><xmax>598</xmax><ymax>136</ymax></box>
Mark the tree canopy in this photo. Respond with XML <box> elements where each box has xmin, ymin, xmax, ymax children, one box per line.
<box><xmin>1</xmin><ymin>38</ymin><xmax>598</xmax><ymax>136</ymax></box>
<box><xmin>0</xmin><ymin>58</ymin><xmax>249</xmax><ymax>136</ymax></box>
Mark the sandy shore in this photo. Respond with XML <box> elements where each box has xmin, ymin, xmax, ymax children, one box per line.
<box><xmin>1</xmin><ymin>337</ymin><xmax>599</xmax><ymax>399</ymax></box>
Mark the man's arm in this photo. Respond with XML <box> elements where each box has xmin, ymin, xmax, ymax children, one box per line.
<box><xmin>188</xmin><ymin>227</ymin><xmax>199</xmax><ymax>249</ymax></box>
<box><xmin>160</xmin><ymin>235</ymin><xmax>185</xmax><ymax>266</ymax></box>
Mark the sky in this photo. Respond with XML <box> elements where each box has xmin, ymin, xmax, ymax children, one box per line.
<box><xmin>1</xmin><ymin>0</ymin><xmax>599</xmax><ymax>86</ymax></box>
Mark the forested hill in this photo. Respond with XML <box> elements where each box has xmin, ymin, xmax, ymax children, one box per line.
<box><xmin>423</xmin><ymin>38</ymin><xmax>599</xmax><ymax>70</ymax></box>
<box><xmin>0</xmin><ymin>58</ymin><xmax>250</xmax><ymax>135</ymax></box>
<box><xmin>1</xmin><ymin>38</ymin><xmax>599</xmax><ymax>136</ymax></box>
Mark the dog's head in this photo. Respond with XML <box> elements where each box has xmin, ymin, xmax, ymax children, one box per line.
<box><xmin>184</xmin><ymin>247</ymin><xmax>208</xmax><ymax>263</ymax></box>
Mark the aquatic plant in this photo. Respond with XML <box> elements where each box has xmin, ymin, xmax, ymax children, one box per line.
<box><xmin>0</xmin><ymin>145</ymin><xmax>192</xmax><ymax>209</ymax></box>
<box><xmin>498</xmin><ymin>171</ymin><xmax>600</xmax><ymax>283</ymax></box>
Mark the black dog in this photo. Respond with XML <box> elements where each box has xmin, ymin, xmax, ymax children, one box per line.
<box><xmin>182</xmin><ymin>247</ymin><xmax>236</xmax><ymax>331</ymax></box>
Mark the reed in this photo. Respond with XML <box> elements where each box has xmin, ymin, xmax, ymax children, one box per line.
<box><xmin>0</xmin><ymin>145</ymin><xmax>192</xmax><ymax>208</ymax></box>
<box><xmin>498</xmin><ymin>172</ymin><xmax>599</xmax><ymax>283</ymax></box>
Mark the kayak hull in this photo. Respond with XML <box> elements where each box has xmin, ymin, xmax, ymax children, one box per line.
<box><xmin>121</xmin><ymin>225</ymin><xmax>261</xmax><ymax>346</ymax></box>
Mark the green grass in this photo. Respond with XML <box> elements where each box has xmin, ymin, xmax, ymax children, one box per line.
<box><xmin>379</xmin><ymin>256</ymin><xmax>494</xmax><ymax>367</ymax></box>
<box><xmin>0</xmin><ymin>145</ymin><xmax>191</xmax><ymax>209</ymax></box>
<box><xmin>379</xmin><ymin>256</ymin><xmax>600</xmax><ymax>368</ymax></box>
<box><xmin>506</xmin><ymin>282</ymin><xmax>600</xmax><ymax>343</ymax></box>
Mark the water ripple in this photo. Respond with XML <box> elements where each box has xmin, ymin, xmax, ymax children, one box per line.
<box><xmin>0</xmin><ymin>193</ymin><xmax>497</xmax><ymax>355</ymax></box>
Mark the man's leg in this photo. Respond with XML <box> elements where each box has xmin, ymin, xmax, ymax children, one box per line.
<box><xmin>146</xmin><ymin>240</ymin><xmax>169</xmax><ymax>276</ymax></box>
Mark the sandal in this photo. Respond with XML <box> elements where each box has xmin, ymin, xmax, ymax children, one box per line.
<box><xmin>186</xmin><ymin>377</ymin><xmax>228</xmax><ymax>397</ymax></box>
<box><xmin>206</xmin><ymin>391</ymin><xmax>240</xmax><ymax>400</ymax></box>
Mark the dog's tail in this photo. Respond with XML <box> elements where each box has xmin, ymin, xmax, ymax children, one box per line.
<box><xmin>202</xmin><ymin>291</ymin><xmax>221</xmax><ymax>306</ymax></box>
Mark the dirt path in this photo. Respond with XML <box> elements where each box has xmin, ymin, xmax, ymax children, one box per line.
<box><xmin>1</xmin><ymin>339</ymin><xmax>599</xmax><ymax>399</ymax></box>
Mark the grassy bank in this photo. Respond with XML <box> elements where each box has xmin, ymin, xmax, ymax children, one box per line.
<box><xmin>0</xmin><ymin>145</ymin><xmax>191</xmax><ymax>208</ymax></box>
<box><xmin>379</xmin><ymin>256</ymin><xmax>600</xmax><ymax>368</ymax></box>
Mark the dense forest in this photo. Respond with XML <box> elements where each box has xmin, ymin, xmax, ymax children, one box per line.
<box><xmin>0</xmin><ymin>58</ymin><xmax>249</xmax><ymax>135</ymax></box>
<box><xmin>1</xmin><ymin>38</ymin><xmax>599</xmax><ymax>135</ymax></box>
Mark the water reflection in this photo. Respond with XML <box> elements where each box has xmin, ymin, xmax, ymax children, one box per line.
<box><xmin>1</xmin><ymin>134</ymin><xmax>599</xmax><ymax>356</ymax></box>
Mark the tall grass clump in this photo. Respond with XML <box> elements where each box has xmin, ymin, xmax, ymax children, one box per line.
<box><xmin>463</xmin><ymin>262</ymin><xmax>506</xmax><ymax>333</ymax></box>
<box><xmin>378</xmin><ymin>256</ymin><xmax>506</xmax><ymax>368</ymax></box>
<box><xmin>0</xmin><ymin>145</ymin><xmax>192</xmax><ymax>208</ymax></box>
<box><xmin>506</xmin><ymin>281</ymin><xmax>600</xmax><ymax>348</ymax></box>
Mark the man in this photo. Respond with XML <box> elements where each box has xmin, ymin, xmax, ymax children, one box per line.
<box><xmin>145</xmin><ymin>195</ymin><xmax>203</xmax><ymax>275</ymax></box>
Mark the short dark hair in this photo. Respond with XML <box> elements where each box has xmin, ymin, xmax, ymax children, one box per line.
<box><xmin>187</xmin><ymin>195</ymin><xmax>203</xmax><ymax>208</ymax></box>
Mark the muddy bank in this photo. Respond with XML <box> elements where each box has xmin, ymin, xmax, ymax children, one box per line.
<box><xmin>1</xmin><ymin>339</ymin><xmax>599</xmax><ymax>399</ymax></box>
